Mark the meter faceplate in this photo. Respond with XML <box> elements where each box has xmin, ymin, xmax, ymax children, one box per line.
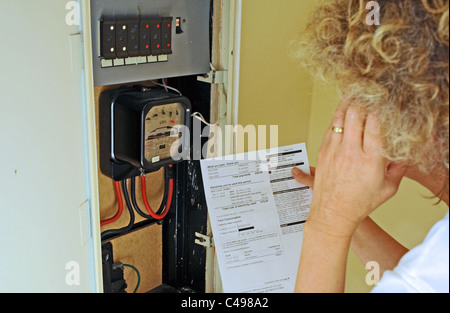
<box><xmin>144</xmin><ymin>102</ymin><xmax>185</xmax><ymax>164</ymax></box>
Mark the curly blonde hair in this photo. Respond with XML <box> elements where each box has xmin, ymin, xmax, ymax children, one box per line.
<box><xmin>291</xmin><ymin>0</ymin><xmax>449</xmax><ymax>196</ymax></box>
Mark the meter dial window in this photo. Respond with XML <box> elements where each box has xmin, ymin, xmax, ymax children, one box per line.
<box><xmin>144</xmin><ymin>102</ymin><xmax>185</xmax><ymax>163</ymax></box>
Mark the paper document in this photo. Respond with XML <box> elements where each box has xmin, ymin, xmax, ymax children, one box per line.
<box><xmin>200</xmin><ymin>143</ymin><xmax>313</xmax><ymax>293</ymax></box>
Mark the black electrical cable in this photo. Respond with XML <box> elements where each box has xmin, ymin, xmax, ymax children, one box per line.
<box><xmin>101</xmin><ymin>179</ymin><xmax>136</xmax><ymax>241</ymax></box>
<box><xmin>131</xmin><ymin>167</ymin><xmax>170</xmax><ymax>220</ymax></box>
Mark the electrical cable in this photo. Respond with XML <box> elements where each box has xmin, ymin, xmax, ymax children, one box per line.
<box><xmin>140</xmin><ymin>173</ymin><xmax>173</xmax><ymax>220</ymax></box>
<box><xmin>100</xmin><ymin>181</ymin><xmax>124</xmax><ymax>227</ymax></box>
<box><xmin>101</xmin><ymin>179</ymin><xmax>136</xmax><ymax>241</ymax></box>
<box><xmin>122</xmin><ymin>264</ymin><xmax>141</xmax><ymax>293</ymax></box>
<box><xmin>131</xmin><ymin>168</ymin><xmax>169</xmax><ymax>220</ymax></box>
<box><xmin>151</xmin><ymin>80</ymin><xmax>182</xmax><ymax>96</ymax></box>
<box><xmin>141</xmin><ymin>165</ymin><xmax>174</xmax><ymax>220</ymax></box>
<box><xmin>161</xmin><ymin>78</ymin><xmax>168</xmax><ymax>92</ymax></box>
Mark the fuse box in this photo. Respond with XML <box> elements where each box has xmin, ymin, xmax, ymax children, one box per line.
<box><xmin>91</xmin><ymin>0</ymin><xmax>211</xmax><ymax>86</ymax></box>
<box><xmin>100</xmin><ymin>17</ymin><xmax>173</xmax><ymax>60</ymax></box>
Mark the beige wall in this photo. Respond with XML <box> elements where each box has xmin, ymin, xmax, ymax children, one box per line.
<box><xmin>238</xmin><ymin>0</ymin><xmax>449</xmax><ymax>293</ymax></box>
<box><xmin>238</xmin><ymin>0</ymin><xmax>316</xmax><ymax>150</ymax></box>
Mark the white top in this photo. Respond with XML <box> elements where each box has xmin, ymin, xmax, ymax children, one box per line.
<box><xmin>372</xmin><ymin>211</ymin><xmax>449</xmax><ymax>293</ymax></box>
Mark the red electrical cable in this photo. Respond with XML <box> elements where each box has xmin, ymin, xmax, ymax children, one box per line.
<box><xmin>100</xmin><ymin>181</ymin><xmax>124</xmax><ymax>227</ymax></box>
<box><xmin>141</xmin><ymin>167</ymin><xmax>174</xmax><ymax>220</ymax></box>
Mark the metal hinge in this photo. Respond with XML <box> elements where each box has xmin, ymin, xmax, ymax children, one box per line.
<box><xmin>197</xmin><ymin>67</ymin><xmax>228</xmax><ymax>85</ymax></box>
<box><xmin>195</xmin><ymin>232</ymin><xmax>214</xmax><ymax>248</ymax></box>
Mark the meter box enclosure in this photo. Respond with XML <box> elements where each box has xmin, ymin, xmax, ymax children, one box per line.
<box><xmin>91</xmin><ymin>0</ymin><xmax>211</xmax><ymax>86</ymax></box>
<box><xmin>100</xmin><ymin>86</ymin><xmax>192</xmax><ymax>181</ymax></box>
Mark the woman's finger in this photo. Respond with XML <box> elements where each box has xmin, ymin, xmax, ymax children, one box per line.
<box><xmin>327</xmin><ymin>97</ymin><xmax>352</xmax><ymax>146</ymax></box>
<box><xmin>343</xmin><ymin>107</ymin><xmax>365</xmax><ymax>150</ymax></box>
<box><xmin>292</xmin><ymin>168</ymin><xmax>315</xmax><ymax>189</ymax></box>
<box><xmin>363</xmin><ymin>113</ymin><xmax>383</xmax><ymax>156</ymax></box>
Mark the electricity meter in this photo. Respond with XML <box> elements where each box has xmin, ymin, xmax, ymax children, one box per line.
<box><xmin>100</xmin><ymin>86</ymin><xmax>192</xmax><ymax>181</ymax></box>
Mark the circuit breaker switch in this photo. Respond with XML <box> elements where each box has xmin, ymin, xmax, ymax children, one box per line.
<box><xmin>101</xmin><ymin>19</ymin><xmax>117</xmax><ymax>59</ymax></box>
<box><xmin>115</xmin><ymin>20</ymin><xmax>128</xmax><ymax>58</ymax></box>
<box><xmin>150</xmin><ymin>18</ymin><xmax>163</xmax><ymax>55</ymax></box>
<box><xmin>127</xmin><ymin>18</ymin><xmax>140</xmax><ymax>57</ymax></box>
<box><xmin>161</xmin><ymin>17</ymin><xmax>173</xmax><ymax>55</ymax></box>
<box><xmin>139</xmin><ymin>18</ymin><xmax>152</xmax><ymax>56</ymax></box>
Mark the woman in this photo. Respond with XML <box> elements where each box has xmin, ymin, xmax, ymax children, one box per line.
<box><xmin>290</xmin><ymin>0</ymin><xmax>449</xmax><ymax>292</ymax></box>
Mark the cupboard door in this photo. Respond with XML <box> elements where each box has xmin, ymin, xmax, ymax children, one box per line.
<box><xmin>0</xmin><ymin>0</ymin><xmax>99</xmax><ymax>292</ymax></box>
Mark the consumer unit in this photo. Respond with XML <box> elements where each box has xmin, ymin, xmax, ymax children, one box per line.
<box><xmin>91</xmin><ymin>0</ymin><xmax>211</xmax><ymax>86</ymax></box>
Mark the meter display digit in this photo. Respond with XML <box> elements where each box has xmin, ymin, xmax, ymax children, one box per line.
<box><xmin>144</xmin><ymin>102</ymin><xmax>185</xmax><ymax>164</ymax></box>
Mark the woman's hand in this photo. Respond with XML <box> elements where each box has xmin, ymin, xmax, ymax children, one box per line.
<box><xmin>294</xmin><ymin>98</ymin><xmax>407</xmax><ymax>293</ymax></box>
<box><xmin>300</xmin><ymin>98</ymin><xmax>407</xmax><ymax>237</ymax></box>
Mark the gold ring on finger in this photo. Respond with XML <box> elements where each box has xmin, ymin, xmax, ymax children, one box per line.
<box><xmin>332</xmin><ymin>126</ymin><xmax>344</xmax><ymax>134</ymax></box>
